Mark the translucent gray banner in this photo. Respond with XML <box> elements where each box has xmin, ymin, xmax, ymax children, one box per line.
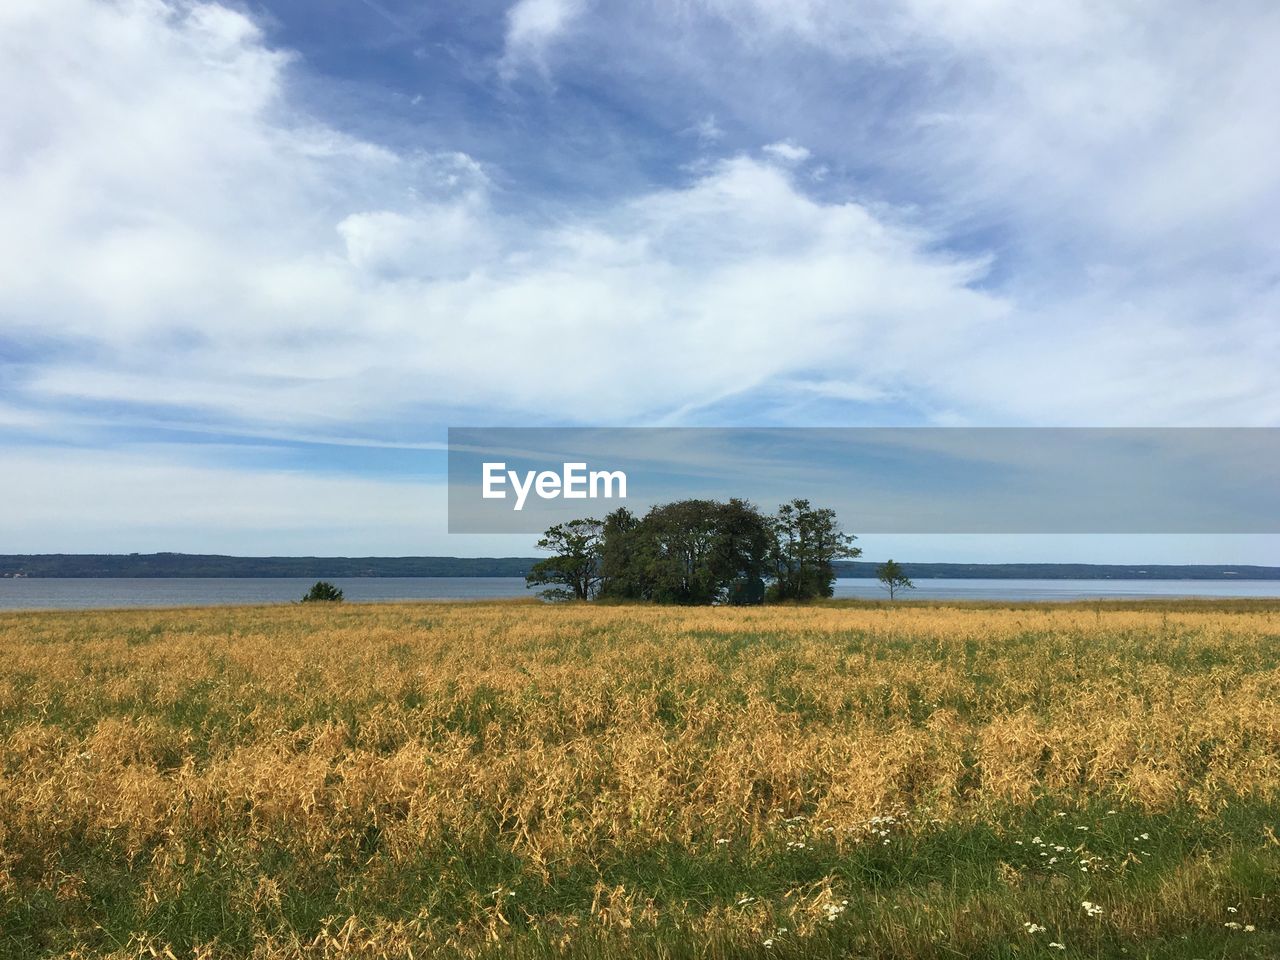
<box><xmin>447</xmin><ymin>428</ymin><xmax>1279</xmax><ymax>534</ymax></box>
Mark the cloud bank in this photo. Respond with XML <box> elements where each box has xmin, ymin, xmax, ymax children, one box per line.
<box><xmin>2</xmin><ymin>0</ymin><xmax>1018</xmax><ymax>436</ymax></box>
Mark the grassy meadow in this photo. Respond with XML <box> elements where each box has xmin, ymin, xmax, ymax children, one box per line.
<box><xmin>1</xmin><ymin>599</ymin><xmax>1279</xmax><ymax>958</ymax></box>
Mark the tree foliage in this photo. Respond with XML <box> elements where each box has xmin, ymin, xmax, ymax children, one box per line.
<box><xmin>525</xmin><ymin>518</ymin><xmax>606</xmax><ymax>601</ymax></box>
<box><xmin>607</xmin><ymin>498</ymin><xmax>774</xmax><ymax>604</ymax></box>
<box><xmin>768</xmin><ymin>499</ymin><xmax>861</xmax><ymax>600</ymax></box>
<box><xmin>597</xmin><ymin>507</ymin><xmax>646</xmax><ymax>600</ymax></box>
<box><xmin>876</xmin><ymin>559</ymin><xmax>915</xmax><ymax>600</ymax></box>
<box><xmin>301</xmin><ymin>581</ymin><xmax>344</xmax><ymax>602</ymax></box>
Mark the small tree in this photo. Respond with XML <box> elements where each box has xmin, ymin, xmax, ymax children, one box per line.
<box><xmin>302</xmin><ymin>580</ymin><xmax>344</xmax><ymax>602</ymax></box>
<box><xmin>876</xmin><ymin>560</ymin><xmax>914</xmax><ymax>600</ymax></box>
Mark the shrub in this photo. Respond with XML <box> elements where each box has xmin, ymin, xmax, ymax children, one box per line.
<box><xmin>301</xmin><ymin>580</ymin><xmax>344</xmax><ymax>602</ymax></box>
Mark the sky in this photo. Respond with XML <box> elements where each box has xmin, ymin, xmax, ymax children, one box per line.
<box><xmin>1</xmin><ymin>0</ymin><xmax>1278</xmax><ymax>562</ymax></box>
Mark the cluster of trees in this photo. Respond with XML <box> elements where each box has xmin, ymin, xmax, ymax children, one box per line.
<box><xmin>526</xmin><ymin>498</ymin><xmax>861</xmax><ymax>604</ymax></box>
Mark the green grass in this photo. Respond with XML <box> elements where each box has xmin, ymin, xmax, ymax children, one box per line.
<box><xmin>4</xmin><ymin>799</ymin><xmax>1277</xmax><ymax>958</ymax></box>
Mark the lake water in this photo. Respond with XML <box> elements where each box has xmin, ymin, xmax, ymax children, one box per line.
<box><xmin>0</xmin><ymin>577</ymin><xmax>1277</xmax><ymax>610</ymax></box>
<box><xmin>0</xmin><ymin>577</ymin><xmax>538</xmax><ymax>610</ymax></box>
<box><xmin>834</xmin><ymin>578</ymin><xmax>1280</xmax><ymax>601</ymax></box>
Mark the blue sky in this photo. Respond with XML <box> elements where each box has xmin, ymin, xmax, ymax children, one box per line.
<box><xmin>1</xmin><ymin>0</ymin><xmax>1278</xmax><ymax>560</ymax></box>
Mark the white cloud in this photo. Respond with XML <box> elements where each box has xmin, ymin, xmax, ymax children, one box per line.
<box><xmin>499</xmin><ymin>0</ymin><xmax>588</xmax><ymax>78</ymax></box>
<box><xmin>1</xmin><ymin>0</ymin><xmax>1020</xmax><ymax>433</ymax></box>
<box><xmin>529</xmin><ymin>0</ymin><xmax>1280</xmax><ymax>424</ymax></box>
<box><xmin>689</xmin><ymin>114</ymin><xmax>725</xmax><ymax>145</ymax></box>
<box><xmin>762</xmin><ymin>140</ymin><xmax>811</xmax><ymax>163</ymax></box>
<box><xmin>336</xmin><ymin>187</ymin><xmax>494</xmax><ymax>279</ymax></box>
<box><xmin>695</xmin><ymin>0</ymin><xmax>1280</xmax><ymax>260</ymax></box>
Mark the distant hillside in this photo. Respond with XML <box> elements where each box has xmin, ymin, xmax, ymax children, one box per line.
<box><xmin>1</xmin><ymin>555</ymin><xmax>1278</xmax><ymax>579</ymax></box>
<box><xmin>0</xmin><ymin>555</ymin><xmax>535</xmax><ymax>578</ymax></box>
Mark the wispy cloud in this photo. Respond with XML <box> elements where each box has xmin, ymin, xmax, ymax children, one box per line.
<box><xmin>498</xmin><ymin>0</ymin><xmax>589</xmax><ymax>79</ymax></box>
<box><xmin>688</xmin><ymin>114</ymin><xmax>725</xmax><ymax>145</ymax></box>
<box><xmin>762</xmin><ymin>140</ymin><xmax>811</xmax><ymax>163</ymax></box>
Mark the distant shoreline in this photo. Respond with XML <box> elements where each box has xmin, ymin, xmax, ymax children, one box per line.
<box><xmin>2</xmin><ymin>554</ymin><xmax>1277</xmax><ymax>580</ymax></box>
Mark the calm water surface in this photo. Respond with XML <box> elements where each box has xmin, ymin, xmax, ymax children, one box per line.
<box><xmin>833</xmin><ymin>578</ymin><xmax>1280</xmax><ymax>601</ymax></box>
<box><xmin>1</xmin><ymin>577</ymin><xmax>1277</xmax><ymax>610</ymax></box>
<box><xmin>0</xmin><ymin>577</ymin><xmax>536</xmax><ymax>610</ymax></box>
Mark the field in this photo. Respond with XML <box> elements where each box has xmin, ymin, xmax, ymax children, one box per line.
<box><xmin>1</xmin><ymin>600</ymin><xmax>1278</xmax><ymax>959</ymax></box>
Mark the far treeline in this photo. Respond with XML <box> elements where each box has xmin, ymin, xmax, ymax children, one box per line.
<box><xmin>0</xmin><ymin>555</ymin><xmax>536</xmax><ymax>579</ymax></box>
<box><xmin>3</xmin><ymin>555</ymin><xmax>1277</xmax><ymax>581</ymax></box>
<box><xmin>527</xmin><ymin>498</ymin><xmax>862</xmax><ymax>604</ymax></box>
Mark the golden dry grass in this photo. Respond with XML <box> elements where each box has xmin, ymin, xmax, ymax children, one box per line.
<box><xmin>1</xmin><ymin>600</ymin><xmax>1278</xmax><ymax>958</ymax></box>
